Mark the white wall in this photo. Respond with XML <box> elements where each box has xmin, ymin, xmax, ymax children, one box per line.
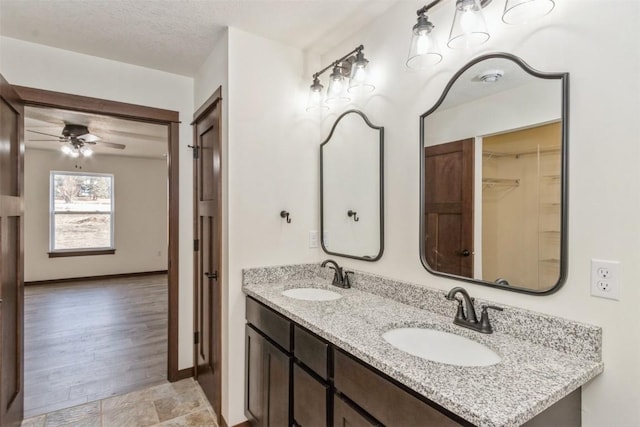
<box><xmin>194</xmin><ymin>27</ymin><xmax>323</xmax><ymax>424</ymax></box>
<box><xmin>316</xmin><ymin>0</ymin><xmax>640</xmax><ymax>425</ymax></box>
<box><xmin>0</xmin><ymin>37</ymin><xmax>195</xmax><ymax>370</ymax></box>
<box><xmin>24</xmin><ymin>148</ymin><xmax>168</xmax><ymax>281</ymax></box>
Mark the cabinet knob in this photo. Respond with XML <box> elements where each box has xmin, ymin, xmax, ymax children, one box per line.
<box><xmin>205</xmin><ymin>271</ymin><xmax>218</xmax><ymax>280</ymax></box>
<box><xmin>461</xmin><ymin>249</ymin><xmax>470</xmax><ymax>257</ymax></box>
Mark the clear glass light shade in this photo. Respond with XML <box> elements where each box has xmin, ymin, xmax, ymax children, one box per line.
<box><xmin>406</xmin><ymin>21</ymin><xmax>442</xmax><ymax>69</ymax></box>
<box><xmin>348</xmin><ymin>55</ymin><xmax>375</xmax><ymax>94</ymax></box>
<box><xmin>326</xmin><ymin>66</ymin><xmax>350</xmax><ymax>105</ymax></box>
<box><xmin>306</xmin><ymin>79</ymin><xmax>329</xmax><ymax>112</ymax></box>
<box><xmin>502</xmin><ymin>0</ymin><xmax>555</xmax><ymax>24</ymax></box>
<box><xmin>81</xmin><ymin>146</ymin><xmax>93</xmax><ymax>157</ymax></box>
<box><xmin>447</xmin><ymin>0</ymin><xmax>490</xmax><ymax>49</ymax></box>
<box><xmin>61</xmin><ymin>145</ymin><xmax>72</xmax><ymax>155</ymax></box>
<box><xmin>69</xmin><ymin>150</ymin><xmax>80</xmax><ymax>158</ymax></box>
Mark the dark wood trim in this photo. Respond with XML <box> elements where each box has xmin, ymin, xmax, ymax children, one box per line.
<box><xmin>25</xmin><ymin>270</ymin><xmax>168</xmax><ymax>286</ymax></box>
<box><xmin>16</xmin><ymin>85</ymin><xmax>181</xmax><ymax>383</ymax></box>
<box><xmin>192</xmin><ymin>86</ymin><xmax>223</xmax><ymax>124</ymax></box>
<box><xmin>48</xmin><ymin>249</ymin><xmax>116</xmax><ymax>258</ymax></box>
<box><xmin>167</xmin><ymin>120</ymin><xmax>180</xmax><ymax>382</ymax></box>
<box><xmin>13</xmin><ymin>85</ymin><xmax>179</xmax><ymax>123</ymax></box>
<box><xmin>175</xmin><ymin>367</ymin><xmax>194</xmax><ymax>381</ymax></box>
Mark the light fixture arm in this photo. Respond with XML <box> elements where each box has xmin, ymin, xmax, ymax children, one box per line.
<box><xmin>417</xmin><ymin>0</ymin><xmax>492</xmax><ymax>15</ymax></box>
<box><xmin>312</xmin><ymin>45</ymin><xmax>364</xmax><ymax>80</ymax></box>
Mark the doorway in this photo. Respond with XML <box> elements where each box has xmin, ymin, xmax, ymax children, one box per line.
<box><xmin>1</xmin><ymin>83</ymin><xmax>181</xmax><ymax>425</ymax></box>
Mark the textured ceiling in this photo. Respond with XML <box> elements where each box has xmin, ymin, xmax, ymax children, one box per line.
<box><xmin>0</xmin><ymin>0</ymin><xmax>399</xmax><ymax>76</ymax></box>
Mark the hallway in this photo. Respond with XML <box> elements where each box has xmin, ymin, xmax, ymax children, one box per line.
<box><xmin>24</xmin><ymin>275</ymin><xmax>168</xmax><ymax>417</ymax></box>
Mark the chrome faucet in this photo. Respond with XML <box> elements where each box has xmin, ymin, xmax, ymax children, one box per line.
<box><xmin>445</xmin><ymin>287</ymin><xmax>503</xmax><ymax>334</ymax></box>
<box><xmin>321</xmin><ymin>259</ymin><xmax>352</xmax><ymax>289</ymax></box>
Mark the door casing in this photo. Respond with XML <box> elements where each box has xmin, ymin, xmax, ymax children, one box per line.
<box><xmin>12</xmin><ymin>85</ymin><xmax>182</xmax><ymax>381</ymax></box>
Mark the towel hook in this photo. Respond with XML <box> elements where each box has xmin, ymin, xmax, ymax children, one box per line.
<box><xmin>280</xmin><ymin>210</ymin><xmax>292</xmax><ymax>223</ymax></box>
<box><xmin>347</xmin><ymin>210</ymin><xmax>359</xmax><ymax>222</ymax></box>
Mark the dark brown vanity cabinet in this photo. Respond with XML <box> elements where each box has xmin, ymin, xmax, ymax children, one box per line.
<box><xmin>245</xmin><ymin>297</ymin><xmax>580</xmax><ymax>427</ymax></box>
<box><xmin>245</xmin><ymin>299</ymin><xmax>292</xmax><ymax>427</ymax></box>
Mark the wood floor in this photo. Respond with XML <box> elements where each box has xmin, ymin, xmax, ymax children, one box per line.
<box><xmin>24</xmin><ymin>275</ymin><xmax>168</xmax><ymax>418</ymax></box>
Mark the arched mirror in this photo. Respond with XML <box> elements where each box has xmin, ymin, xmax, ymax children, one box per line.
<box><xmin>321</xmin><ymin>109</ymin><xmax>384</xmax><ymax>261</ymax></box>
<box><xmin>420</xmin><ymin>53</ymin><xmax>568</xmax><ymax>294</ymax></box>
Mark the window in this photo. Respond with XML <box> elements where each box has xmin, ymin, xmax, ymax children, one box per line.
<box><xmin>50</xmin><ymin>171</ymin><xmax>114</xmax><ymax>256</ymax></box>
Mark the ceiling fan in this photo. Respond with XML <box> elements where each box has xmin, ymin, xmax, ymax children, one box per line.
<box><xmin>27</xmin><ymin>124</ymin><xmax>126</xmax><ymax>157</ymax></box>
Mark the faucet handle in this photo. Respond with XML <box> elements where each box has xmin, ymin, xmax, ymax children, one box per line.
<box><xmin>479</xmin><ymin>305</ymin><xmax>503</xmax><ymax>334</ymax></box>
<box><xmin>343</xmin><ymin>271</ymin><xmax>353</xmax><ymax>288</ymax></box>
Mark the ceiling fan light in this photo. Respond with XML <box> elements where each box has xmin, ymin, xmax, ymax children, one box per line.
<box><xmin>69</xmin><ymin>150</ymin><xmax>80</xmax><ymax>158</ymax></box>
<box><xmin>81</xmin><ymin>147</ymin><xmax>93</xmax><ymax>157</ymax></box>
<box><xmin>502</xmin><ymin>0</ymin><xmax>555</xmax><ymax>24</ymax></box>
<box><xmin>61</xmin><ymin>145</ymin><xmax>72</xmax><ymax>155</ymax></box>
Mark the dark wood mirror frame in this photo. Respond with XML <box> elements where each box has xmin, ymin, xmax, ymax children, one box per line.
<box><xmin>320</xmin><ymin>109</ymin><xmax>384</xmax><ymax>261</ymax></box>
<box><xmin>419</xmin><ymin>53</ymin><xmax>569</xmax><ymax>294</ymax></box>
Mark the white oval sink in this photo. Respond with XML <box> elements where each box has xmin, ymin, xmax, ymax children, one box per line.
<box><xmin>382</xmin><ymin>327</ymin><xmax>501</xmax><ymax>367</ymax></box>
<box><xmin>281</xmin><ymin>288</ymin><xmax>342</xmax><ymax>301</ymax></box>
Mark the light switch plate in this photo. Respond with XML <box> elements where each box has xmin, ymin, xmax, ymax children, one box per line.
<box><xmin>308</xmin><ymin>231</ymin><xmax>319</xmax><ymax>248</ymax></box>
<box><xmin>590</xmin><ymin>259</ymin><xmax>620</xmax><ymax>300</ymax></box>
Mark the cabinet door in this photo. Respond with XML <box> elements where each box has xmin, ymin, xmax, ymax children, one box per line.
<box><xmin>293</xmin><ymin>364</ymin><xmax>328</xmax><ymax>427</ymax></box>
<box><xmin>334</xmin><ymin>394</ymin><xmax>380</xmax><ymax>427</ymax></box>
<box><xmin>245</xmin><ymin>325</ymin><xmax>290</xmax><ymax>427</ymax></box>
<box><xmin>246</xmin><ymin>326</ymin><xmax>265</xmax><ymax>424</ymax></box>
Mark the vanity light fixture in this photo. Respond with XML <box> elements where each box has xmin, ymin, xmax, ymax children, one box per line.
<box><xmin>406</xmin><ymin>0</ymin><xmax>555</xmax><ymax>69</ymax></box>
<box><xmin>502</xmin><ymin>0</ymin><xmax>555</xmax><ymax>24</ymax></box>
<box><xmin>406</xmin><ymin>6</ymin><xmax>442</xmax><ymax>69</ymax></box>
<box><xmin>306</xmin><ymin>45</ymin><xmax>375</xmax><ymax>112</ymax></box>
<box><xmin>447</xmin><ymin>0</ymin><xmax>490</xmax><ymax>49</ymax></box>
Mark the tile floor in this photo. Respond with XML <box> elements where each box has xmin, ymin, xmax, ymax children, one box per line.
<box><xmin>21</xmin><ymin>378</ymin><xmax>219</xmax><ymax>427</ymax></box>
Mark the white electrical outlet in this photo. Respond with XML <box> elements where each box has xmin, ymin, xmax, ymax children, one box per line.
<box><xmin>308</xmin><ymin>231</ymin><xmax>319</xmax><ymax>248</ymax></box>
<box><xmin>591</xmin><ymin>259</ymin><xmax>620</xmax><ymax>300</ymax></box>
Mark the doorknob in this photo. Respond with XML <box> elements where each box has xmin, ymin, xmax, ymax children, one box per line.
<box><xmin>205</xmin><ymin>271</ymin><xmax>218</xmax><ymax>280</ymax></box>
<box><xmin>461</xmin><ymin>249</ymin><xmax>471</xmax><ymax>257</ymax></box>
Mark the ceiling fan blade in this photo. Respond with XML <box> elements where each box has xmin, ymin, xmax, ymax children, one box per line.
<box><xmin>98</xmin><ymin>141</ymin><xmax>126</xmax><ymax>150</ymax></box>
<box><xmin>29</xmin><ymin>139</ymin><xmax>64</xmax><ymax>142</ymax></box>
<box><xmin>27</xmin><ymin>129</ymin><xmax>64</xmax><ymax>139</ymax></box>
<box><xmin>78</xmin><ymin>133</ymin><xmax>101</xmax><ymax>143</ymax></box>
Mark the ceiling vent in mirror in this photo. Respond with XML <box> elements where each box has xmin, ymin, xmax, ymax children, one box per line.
<box><xmin>478</xmin><ymin>69</ymin><xmax>504</xmax><ymax>83</ymax></box>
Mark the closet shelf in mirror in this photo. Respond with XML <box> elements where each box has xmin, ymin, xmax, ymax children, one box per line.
<box><xmin>482</xmin><ymin>178</ymin><xmax>520</xmax><ymax>188</ymax></box>
<box><xmin>483</xmin><ymin>148</ymin><xmax>561</xmax><ymax>160</ymax></box>
<box><xmin>540</xmin><ymin>230</ymin><xmax>561</xmax><ymax>237</ymax></box>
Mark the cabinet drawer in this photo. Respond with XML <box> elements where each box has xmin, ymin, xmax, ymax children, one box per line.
<box><xmin>246</xmin><ymin>297</ymin><xmax>291</xmax><ymax>351</ymax></box>
<box><xmin>293</xmin><ymin>364</ymin><xmax>328</xmax><ymax>427</ymax></box>
<box><xmin>294</xmin><ymin>325</ymin><xmax>329</xmax><ymax>380</ymax></box>
<box><xmin>334</xmin><ymin>350</ymin><xmax>465</xmax><ymax>427</ymax></box>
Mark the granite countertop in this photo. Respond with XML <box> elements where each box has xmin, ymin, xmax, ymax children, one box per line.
<box><xmin>242</xmin><ymin>267</ymin><xmax>604</xmax><ymax>427</ymax></box>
